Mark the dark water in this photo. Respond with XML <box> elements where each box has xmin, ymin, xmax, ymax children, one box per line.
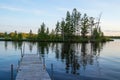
<box><xmin>0</xmin><ymin>40</ymin><xmax>120</xmax><ymax>80</ymax></box>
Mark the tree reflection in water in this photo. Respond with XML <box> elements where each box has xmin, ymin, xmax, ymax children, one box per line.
<box><xmin>36</xmin><ymin>42</ymin><xmax>105</xmax><ymax>75</ymax></box>
<box><xmin>54</xmin><ymin>42</ymin><xmax>105</xmax><ymax>75</ymax></box>
<box><xmin>4</xmin><ymin>41</ymin><xmax>8</xmax><ymax>50</ymax></box>
<box><xmin>28</xmin><ymin>42</ymin><xmax>36</xmax><ymax>52</ymax></box>
<box><xmin>37</xmin><ymin>42</ymin><xmax>50</xmax><ymax>57</ymax></box>
<box><xmin>4</xmin><ymin>41</ymin><xmax>105</xmax><ymax>76</ymax></box>
<box><xmin>4</xmin><ymin>41</ymin><xmax>23</xmax><ymax>50</ymax></box>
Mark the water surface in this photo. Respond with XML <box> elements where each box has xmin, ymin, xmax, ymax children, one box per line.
<box><xmin>0</xmin><ymin>40</ymin><xmax>120</xmax><ymax>80</ymax></box>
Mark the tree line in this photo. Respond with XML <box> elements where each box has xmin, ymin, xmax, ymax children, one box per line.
<box><xmin>55</xmin><ymin>8</ymin><xmax>106</xmax><ymax>42</ymax></box>
<box><xmin>0</xmin><ymin>8</ymin><xmax>111</xmax><ymax>42</ymax></box>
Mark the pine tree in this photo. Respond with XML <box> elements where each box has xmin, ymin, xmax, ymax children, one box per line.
<box><xmin>18</xmin><ymin>33</ymin><xmax>23</xmax><ymax>40</ymax></box>
<box><xmin>37</xmin><ymin>22</ymin><xmax>47</xmax><ymax>40</ymax></box>
<box><xmin>46</xmin><ymin>27</ymin><xmax>49</xmax><ymax>35</ymax></box>
<box><xmin>65</xmin><ymin>11</ymin><xmax>72</xmax><ymax>39</ymax></box>
<box><xmin>55</xmin><ymin>21</ymin><xmax>60</xmax><ymax>35</ymax></box>
<box><xmin>71</xmin><ymin>8</ymin><xmax>81</xmax><ymax>35</ymax></box>
<box><xmin>81</xmin><ymin>14</ymin><xmax>89</xmax><ymax>38</ymax></box>
<box><xmin>60</xmin><ymin>19</ymin><xmax>66</xmax><ymax>41</ymax></box>
<box><xmin>28</xmin><ymin>29</ymin><xmax>33</xmax><ymax>39</ymax></box>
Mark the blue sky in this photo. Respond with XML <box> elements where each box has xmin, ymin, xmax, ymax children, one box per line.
<box><xmin>0</xmin><ymin>0</ymin><xmax>120</xmax><ymax>35</ymax></box>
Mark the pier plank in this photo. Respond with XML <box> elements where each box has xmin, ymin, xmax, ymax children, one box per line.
<box><xmin>16</xmin><ymin>54</ymin><xmax>51</xmax><ymax>80</ymax></box>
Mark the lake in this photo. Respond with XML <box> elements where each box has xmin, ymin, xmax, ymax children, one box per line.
<box><xmin>0</xmin><ymin>40</ymin><xmax>120</xmax><ymax>80</ymax></box>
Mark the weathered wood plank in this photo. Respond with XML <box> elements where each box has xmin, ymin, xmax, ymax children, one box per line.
<box><xmin>16</xmin><ymin>54</ymin><xmax>51</xmax><ymax>80</ymax></box>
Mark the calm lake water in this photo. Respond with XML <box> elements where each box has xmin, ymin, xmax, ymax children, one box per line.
<box><xmin>0</xmin><ymin>39</ymin><xmax>120</xmax><ymax>80</ymax></box>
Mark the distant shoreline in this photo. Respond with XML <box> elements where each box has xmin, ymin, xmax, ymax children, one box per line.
<box><xmin>0</xmin><ymin>38</ymin><xmax>114</xmax><ymax>43</ymax></box>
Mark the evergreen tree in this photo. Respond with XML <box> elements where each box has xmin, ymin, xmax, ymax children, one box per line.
<box><xmin>38</xmin><ymin>29</ymin><xmax>40</xmax><ymax>37</ymax></box>
<box><xmin>93</xmin><ymin>28</ymin><xmax>99</xmax><ymax>39</ymax></box>
<box><xmin>4</xmin><ymin>32</ymin><xmax>8</xmax><ymax>39</ymax></box>
<box><xmin>18</xmin><ymin>33</ymin><xmax>23</xmax><ymax>40</ymax></box>
<box><xmin>60</xmin><ymin>19</ymin><xmax>66</xmax><ymax>41</ymax></box>
<box><xmin>50</xmin><ymin>29</ymin><xmax>55</xmax><ymax>40</ymax></box>
<box><xmin>13</xmin><ymin>30</ymin><xmax>18</xmax><ymax>40</ymax></box>
<box><xmin>57</xmin><ymin>8</ymin><xmax>81</xmax><ymax>41</ymax></box>
<box><xmin>89</xmin><ymin>17</ymin><xmax>95</xmax><ymax>38</ymax></box>
<box><xmin>81</xmin><ymin>14</ymin><xmax>89</xmax><ymax>38</ymax></box>
<box><xmin>40</xmin><ymin>23</ymin><xmax>46</xmax><ymax>34</ymax></box>
<box><xmin>28</xmin><ymin>29</ymin><xmax>33</xmax><ymax>39</ymax></box>
<box><xmin>46</xmin><ymin>27</ymin><xmax>49</xmax><ymax>35</ymax></box>
<box><xmin>71</xmin><ymin>8</ymin><xmax>81</xmax><ymax>35</ymax></box>
<box><xmin>37</xmin><ymin>22</ymin><xmax>47</xmax><ymax>40</ymax></box>
<box><xmin>55</xmin><ymin>21</ymin><xmax>60</xmax><ymax>35</ymax></box>
<box><xmin>65</xmin><ymin>11</ymin><xmax>72</xmax><ymax>39</ymax></box>
<box><xmin>46</xmin><ymin>27</ymin><xmax>49</xmax><ymax>40</ymax></box>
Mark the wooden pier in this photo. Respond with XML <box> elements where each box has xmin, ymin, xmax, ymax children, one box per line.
<box><xmin>16</xmin><ymin>54</ymin><xmax>51</xmax><ymax>80</ymax></box>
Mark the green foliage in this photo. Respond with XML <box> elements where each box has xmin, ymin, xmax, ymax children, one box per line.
<box><xmin>55</xmin><ymin>8</ymin><xmax>81</xmax><ymax>41</ymax></box>
<box><xmin>28</xmin><ymin>29</ymin><xmax>34</xmax><ymax>40</ymax></box>
<box><xmin>71</xmin><ymin>8</ymin><xmax>81</xmax><ymax>34</ymax></box>
<box><xmin>0</xmin><ymin>32</ymin><xmax>4</xmax><ymax>38</ymax></box>
<box><xmin>65</xmin><ymin>11</ymin><xmax>73</xmax><ymax>39</ymax></box>
<box><xmin>0</xmin><ymin>8</ymin><xmax>108</xmax><ymax>42</ymax></box>
<box><xmin>53</xmin><ymin>8</ymin><xmax>106</xmax><ymax>42</ymax></box>
<box><xmin>81</xmin><ymin>13</ymin><xmax>89</xmax><ymax>38</ymax></box>
<box><xmin>12</xmin><ymin>30</ymin><xmax>18</xmax><ymax>40</ymax></box>
<box><xmin>4</xmin><ymin>32</ymin><xmax>9</xmax><ymax>40</ymax></box>
<box><xmin>55</xmin><ymin>21</ymin><xmax>60</xmax><ymax>35</ymax></box>
<box><xmin>46</xmin><ymin>28</ymin><xmax>49</xmax><ymax>35</ymax></box>
<box><xmin>89</xmin><ymin>17</ymin><xmax>95</xmax><ymax>38</ymax></box>
<box><xmin>93</xmin><ymin>28</ymin><xmax>100</xmax><ymax>39</ymax></box>
<box><xmin>60</xmin><ymin>19</ymin><xmax>66</xmax><ymax>41</ymax></box>
<box><xmin>37</xmin><ymin>22</ymin><xmax>49</xmax><ymax>41</ymax></box>
<box><xmin>18</xmin><ymin>33</ymin><xmax>23</xmax><ymax>40</ymax></box>
<box><xmin>49</xmin><ymin>29</ymin><xmax>56</xmax><ymax>40</ymax></box>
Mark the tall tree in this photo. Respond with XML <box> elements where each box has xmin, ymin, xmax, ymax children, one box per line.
<box><xmin>89</xmin><ymin>17</ymin><xmax>95</xmax><ymax>39</ymax></box>
<box><xmin>46</xmin><ymin>27</ymin><xmax>49</xmax><ymax>40</ymax></box>
<box><xmin>13</xmin><ymin>30</ymin><xmax>18</xmax><ymax>40</ymax></box>
<box><xmin>18</xmin><ymin>33</ymin><xmax>23</xmax><ymax>40</ymax></box>
<box><xmin>92</xmin><ymin>28</ymin><xmax>100</xmax><ymax>39</ymax></box>
<box><xmin>28</xmin><ymin>29</ymin><xmax>33</xmax><ymax>39</ymax></box>
<box><xmin>65</xmin><ymin>11</ymin><xmax>72</xmax><ymax>38</ymax></box>
<box><xmin>50</xmin><ymin>29</ymin><xmax>55</xmax><ymax>40</ymax></box>
<box><xmin>40</xmin><ymin>23</ymin><xmax>46</xmax><ymax>34</ymax></box>
<box><xmin>46</xmin><ymin>27</ymin><xmax>49</xmax><ymax>35</ymax></box>
<box><xmin>57</xmin><ymin>8</ymin><xmax>81</xmax><ymax>41</ymax></box>
<box><xmin>37</xmin><ymin>22</ymin><xmax>47</xmax><ymax>40</ymax></box>
<box><xmin>4</xmin><ymin>32</ymin><xmax>8</xmax><ymax>39</ymax></box>
<box><xmin>71</xmin><ymin>8</ymin><xmax>81</xmax><ymax>35</ymax></box>
<box><xmin>55</xmin><ymin>21</ymin><xmax>60</xmax><ymax>35</ymax></box>
<box><xmin>60</xmin><ymin>19</ymin><xmax>66</xmax><ymax>41</ymax></box>
<box><xmin>81</xmin><ymin>13</ymin><xmax>89</xmax><ymax>38</ymax></box>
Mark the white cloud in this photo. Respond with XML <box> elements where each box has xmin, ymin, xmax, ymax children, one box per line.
<box><xmin>0</xmin><ymin>5</ymin><xmax>44</xmax><ymax>15</ymax></box>
<box><xmin>0</xmin><ymin>5</ymin><xmax>24</xmax><ymax>12</ymax></box>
